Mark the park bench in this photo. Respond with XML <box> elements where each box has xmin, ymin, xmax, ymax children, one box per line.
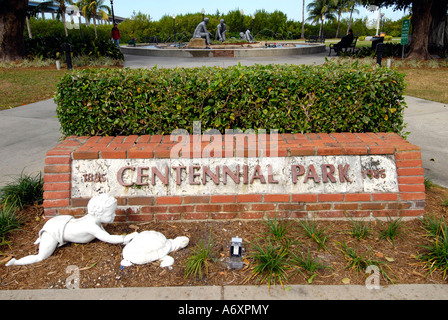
<box><xmin>328</xmin><ymin>36</ymin><xmax>358</xmax><ymax>56</ymax></box>
<box><xmin>305</xmin><ymin>35</ymin><xmax>325</xmax><ymax>43</ymax></box>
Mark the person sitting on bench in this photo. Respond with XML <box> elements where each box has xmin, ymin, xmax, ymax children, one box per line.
<box><xmin>333</xmin><ymin>29</ymin><xmax>354</xmax><ymax>55</ymax></box>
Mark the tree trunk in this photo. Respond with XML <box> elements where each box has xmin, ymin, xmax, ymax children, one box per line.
<box><xmin>429</xmin><ymin>0</ymin><xmax>447</xmax><ymax>48</ymax></box>
<box><xmin>301</xmin><ymin>0</ymin><xmax>305</xmax><ymax>39</ymax></box>
<box><xmin>407</xmin><ymin>0</ymin><xmax>433</xmax><ymax>60</ymax></box>
<box><xmin>0</xmin><ymin>0</ymin><xmax>28</xmax><ymax>61</ymax></box>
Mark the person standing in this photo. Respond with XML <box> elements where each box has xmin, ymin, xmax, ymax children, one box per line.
<box><xmin>111</xmin><ymin>24</ymin><xmax>121</xmax><ymax>48</ymax></box>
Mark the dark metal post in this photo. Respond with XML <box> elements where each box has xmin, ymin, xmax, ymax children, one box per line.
<box><xmin>62</xmin><ymin>43</ymin><xmax>72</xmax><ymax>70</ymax></box>
<box><xmin>110</xmin><ymin>0</ymin><xmax>115</xmax><ymax>25</ymax></box>
<box><xmin>376</xmin><ymin>43</ymin><xmax>384</xmax><ymax>66</ymax></box>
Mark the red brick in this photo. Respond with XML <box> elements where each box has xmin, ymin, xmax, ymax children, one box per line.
<box><xmin>44</xmin><ymin>191</ymin><xmax>70</xmax><ymax>200</ymax></box>
<box><xmin>277</xmin><ymin>203</ymin><xmax>305</xmax><ymax>211</ymax></box>
<box><xmin>195</xmin><ymin>204</ymin><xmax>222</xmax><ymax>212</ymax></box>
<box><xmin>345</xmin><ymin>194</ymin><xmax>371</xmax><ymax>202</ymax></box>
<box><xmin>396</xmin><ymin>160</ymin><xmax>423</xmax><ymax>168</ymax></box>
<box><xmin>141</xmin><ymin>206</ymin><xmax>168</xmax><ymax>213</ymax></box>
<box><xmin>44</xmin><ymin>165</ymin><xmax>71</xmax><ymax>173</ymax></box>
<box><xmin>292</xmin><ymin>194</ymin><xmax>318</xmax><ymax>203</ymax></box>
<box><xmin>250</xmin><ymin>203</ymin><xmax>276</xmax><ymax>211</ymax></box>
<box><xmin>128</xmin><ymin>197</ymin><xmax>155</xmax><ymax>205</ymax></box>
<box><xmin>240</xmin><ymin>212</ymin><xmax>265</xmax><ymax>219</ymax></box>
<box><xmin>45</xmin><ymin>156</ymin><xmax>71</xmax><ymax>164</ymax></box>
<box><xmin>168</xmin><ymin>205</ymin><xmax>195</xmax><ymax>213</ymax></box>
<box><xmin>398</xmin><ymin>176</ymin><xmax>425</xmax><ymax>184</ymax></box>
<box><xmin>183</xmin><ymin>196</ymin><xmax>210</xmax><ymax>204</ymax></box>
<box><xmin>359</xmin><ymin>203</ymin><xmax>387</xmax><ymax>210</ymax></box>
<box><xmin>71</xmin><ymin>198</ymin><xmax>90</xmax><ymax>207</ymax></box>
<box><xmin>371</xmin><ymin>209</ymin><xmax>399</xmax><ymax>217</ymax></box>
<box><xmin>372</xmin><ymin>193</ymin><xmax>399</xmax><ymax>201</ymax></box>
<box><xmin>264</xmin><ymin>194</ymin><xmax>290</xmax><ymax>202</ymax></box>
<box><xmin>210</xmin><ymin>195</ymin><xmax>236</xmax><ymax>203</ymax></box>
<box><xmin>237</xmin><ymin>194</ymin><xmax>263</xmax><ymax>203</ymax></box>
<box><xmin>127</xmin><ymin>214</ymin><xmax>154</xmax><ymax>222</ymax></box>
<box><xmin>306</xmin><ymin>203</ymin><xmax>332</xmax><ymax>211</ymax></box>
<box><xmin>318</xmin><ymin>194</ymin><xmax>344</xmax><ymax>202</ymax></box>
<box><xmin>155</xmin><ymin>196</ymin><xmax>182</xmax><ymax>205</ymax></box>
<box><xmin>44</xmin><ymin>174</ymin><xmax>71</xmax><ymax>183</ymax></box>
<box><xmin>222</xmin><ymin>204</ymin><xmax>249</xmax><ymax>212</ymax></box>
<box><xmin>395</xmin><ymin>151</ymin><xmax>422</xmax><ymax>160</ymax></box>
<box><xmin>314</xmin><ymin>211</ymin><xmax>344</xmax><ymax>218</ymax></box>
<box><xmin>334</xmin><ymin>203</ymin><xmax>359</xmax><ymax>210</ymax></box>
<box><xmin>400</xmin><ymin>209</ymin><xmax>425</xmax><ymax>217</ymax></box>
<box><xmin>399</xmin><ymin>185</ymin><xmax>426</xmax><ymax>192</ymax></box>
<box><xmin>72</xmin><ymin>151</ymin><xmax>99</xmax><ymax>159</ymax></box>
<box><xmin>43</xmin><ymin>199</ymin><xmax>70</xmax><ymax>208</ymax></box>
<box><xmin>100</xmin><ymin>150</ymin><xmax>126</xmax><ymax>159</ymax></box>
<box><xmin>211</xmin><ymin>212</ymin><xmax>238</xmax><ymax>219</ymax></box>
<box><xmin>316</xmin><ymin>147</ymin><xmax>342</xmax><ymax>156</ymax></box>
<box><xmin>44</xmin><ymin>182</ymin><xmax>70</xmax><ymax>191</ymax></box>
<box><xmin>183</xmin><ymin>212</ymin><xmax>209</xmax><ymax>220</ymax></box>
<box><xmin>58</xmin><ymin>208</ymin><xmax>84</xmax><ymax>216</ymax></box>
<box><xmin>343</xmin><ymin>146</ymin><xmax>368</xmax><ymax>155</ymax></box>
<box><xmin>368</xmin><ymin>146</ymin><xmax>395</xmax><ymax>155</ymax></box>
<box><xmin>155</xmin><ymin>213</ymin><xmax>181</xmax><ymax>221</ymax></box>
<box><xmin>400</xmin><ymin>192</ymin><xmax>426</xmax><ymax>201</ymax></box>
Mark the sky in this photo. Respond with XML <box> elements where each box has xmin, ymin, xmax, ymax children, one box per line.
<box><xmin>111</xmin><ymin>0</ymin><xmax>410</xmax><ymax>22</ymax></box>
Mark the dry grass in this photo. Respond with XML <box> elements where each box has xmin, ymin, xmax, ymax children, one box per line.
<box><xmin>401</xmin><ymin>68</ymin><xmax>448</xmax><ymax>104</ymax></box>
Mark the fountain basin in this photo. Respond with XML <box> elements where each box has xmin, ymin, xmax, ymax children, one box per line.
<box><xmin>120</xmin><ymin>42</ymin><xmax>325</xmax><ymax>58</ymax></box>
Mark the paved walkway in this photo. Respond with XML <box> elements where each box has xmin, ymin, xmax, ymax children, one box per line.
<box><xmin>1</xmin><ymin>51</ymin><xmax>447</xmax><ymax>300</ymax></box>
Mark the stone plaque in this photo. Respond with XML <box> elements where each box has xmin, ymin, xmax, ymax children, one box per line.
<box><xmin>71</xmin><ymin>155</ymin><xmax>398</xmax><ymax>198</ymax></box>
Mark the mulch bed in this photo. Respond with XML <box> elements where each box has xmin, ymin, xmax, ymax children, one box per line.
<box><xmin>1</xmin><ymin>186</ymin><xmax>448</xmax><ymax>290</ymax></box>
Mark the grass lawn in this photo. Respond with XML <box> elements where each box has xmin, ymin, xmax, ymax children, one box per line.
<box><xmin>1</xmin><ymin>56</ymin><xmax>447</xmax><ymax>110</ymax></box>
<box><xmin>401</xmin><ymin>68</ymin><xmax>448</xmax><ymax>104</ymax></box>
<box><xmin>0</xmin><ymin>67</ymin><xmax>68</xmax><ymax>110</ymax></box>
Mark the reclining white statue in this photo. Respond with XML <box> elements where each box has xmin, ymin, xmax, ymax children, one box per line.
<box><xmin>6</xmin><ymin>194</ymin><xmax>137</xmax><ymax>266</ymax></box>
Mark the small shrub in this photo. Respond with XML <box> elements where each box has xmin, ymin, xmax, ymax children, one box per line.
<box><xmin>297</xmin><ymin>219</ymin><xmax>329</xmax><ymax>250</ymax></box>
<box><xmin>347</xmin><ymin>216</ymin><xmax>371</xmax><ymax>240</ymax></box>
<box><xmin>0</xmin><ymin>204</ymin><xmax>22</xmax><ymax>238</ymax></box>
<box><xmin>291</xmin><ymin>248</ymin><xmax>328</xmax><ymax>283</ymax></box>
<box><xmin>0</xmin><ymin>172</ymin><xmax>44</xmax><ymax>209</ymax></box>
<box><xmin>184</xmin><ymin>231</ymin><xmax>216</xmax><ymax>280</ymax></box>
<box><xmin>55</xmin><ymin>61</ymin><xmax>407</xmax><ymax>137</ymax></box>
<box><xmin>247</xmin><ymin>240</ymin><xmax>290</xmax><ymax>289</ymax></box>
<box><xmin>418</xmin><ymin>226</ymin><xmax>448</xmax><ymax>279</ymax></box>
<box><xmin>378</xmin><ymin>217</ymin><xmax>403</xmax><ymax>246</ymax></box>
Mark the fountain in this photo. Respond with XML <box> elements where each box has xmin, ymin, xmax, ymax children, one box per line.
<box><xmin>120</xmin><ymin>19</ymin><xmax>325</xmax><ymax>58</ymax></box>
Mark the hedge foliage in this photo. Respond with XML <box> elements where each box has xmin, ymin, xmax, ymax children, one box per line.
<box><xmin>55</xmin><ymin>61</ymin><xmax>406</xmax><ymax>137</ymax></box>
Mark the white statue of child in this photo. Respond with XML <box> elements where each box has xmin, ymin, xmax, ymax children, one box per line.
<box><xmin>6</xmin><ymin>194</ymin><xmax>137</xmax><ymax>266</ymax></box>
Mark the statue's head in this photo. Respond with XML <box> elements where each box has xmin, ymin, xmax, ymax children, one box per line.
<box><xmin>87</xmin><ymin>194</ymin><xmax>118</xmax><ymax>223</ymax></box>
<box><xmin>204</xmin><ymin>17</ymin><xmax>209</xmax><ymax>24</ymax></box>
<box><xmin>220</xmin><ymin>19</ymin><xmax>225</xmax><ymax>24</ymax></box>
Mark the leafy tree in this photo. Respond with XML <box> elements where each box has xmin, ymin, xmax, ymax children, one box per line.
<box><xmin>361</xmin><ymin>0</ymin><xmax>448</xmax><ymax>59</ymax></box>
<box><xmin>307</xmin><ymin>0</ymin><xmax>337</xmax><ymax>37</ymax></box>
<box><xmin>81</xmin><ymin>0</ymin><xmax>110</xmax><ymax>39</ymax></box>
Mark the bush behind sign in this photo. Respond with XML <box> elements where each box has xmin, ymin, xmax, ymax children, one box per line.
<box><xmin>55</xmin><ymin>61</ymin><xmax>406</xmax><ymax>137</ymax></box>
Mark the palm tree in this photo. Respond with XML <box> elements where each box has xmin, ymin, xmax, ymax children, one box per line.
<box><xmin>306</xmin><ymin>0</ymin><xmax>337</xmax><ymax>38</ymax></box>
<box><xmin>346</xmin><ymin>0</ymin><xmax>360</xmax><ymax>34</ymax></box>
<box><xmin>333</xmin><ymin>0</ymin><xmax>352</xmax><ymax>38</ymax></box>
<box><xmin>301</xmin><ymin>0</ymin><xmax>305</xmax><ymax>39</ymax></box>
<box><xmin>81</xmin><ymin>0</ymin><xmax>111</xmax><ymax>38</ymax></box>
<box><xmin>55</xmin><ymin>0</ymin><xmax>69</xmax><ymax>36</ymax></box>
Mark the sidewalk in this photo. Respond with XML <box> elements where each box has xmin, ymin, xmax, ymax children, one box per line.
<box><xmin>1</xmin><ymin>284</ymin><xmax>448</xmax><ymax>300</ymax></box>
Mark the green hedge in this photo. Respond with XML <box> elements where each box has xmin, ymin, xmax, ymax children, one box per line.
<box><xmin>55</xmin><ymin>61</ymin><xmax>406</xmax><ymax>136</ymax></box>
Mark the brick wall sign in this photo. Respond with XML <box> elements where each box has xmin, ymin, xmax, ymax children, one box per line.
<box><xmin>43</xmin><ymin>132</ymin><xmax>425</xmax><ymax>222</ymax></box>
